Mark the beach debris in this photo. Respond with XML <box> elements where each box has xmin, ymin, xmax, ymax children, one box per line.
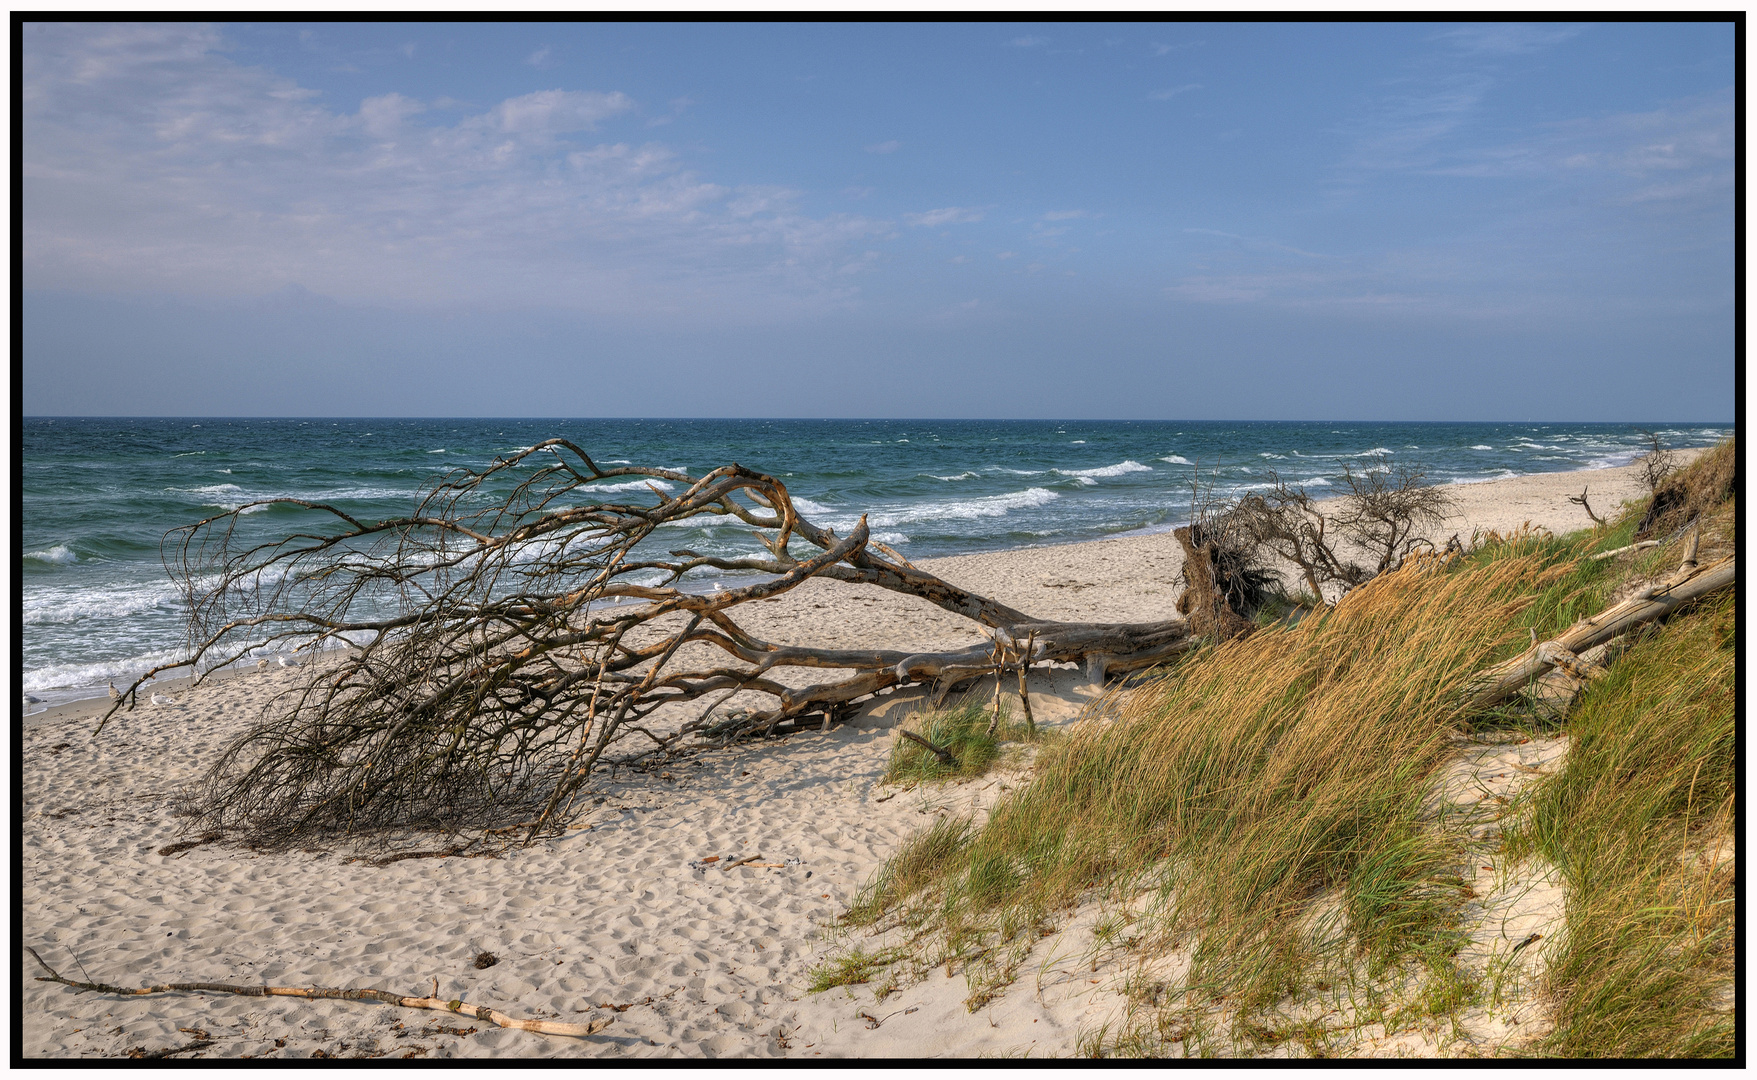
<box><xmin>898</xmin><ymin>729</ymin><xmax>957</xmax><ymax>766</ymax></box>
<box><xmin>157</xmin><ymin>831</ymin><xmax>223</xmax><ymax>857</ymax></box>
<box><xmin>102</xmin><ymin>441</ymin><xmax>1222</xmax><ymax>852</ymax></box>
<box><xmin>1466</xmin><ymin>540</ymin><xmax>1733</xmax><ymax>711</ymax></box>
<box><xmin>472</xmin><ymin>951</ymin><xmax>499</xmax><ymax>970</ymax></box>
<box><xmin>27</xmin><ymin>947</ymin><xmax>613</xmax><ymax>1039</ymax></box>
<box><xmin>1568</xmin><ymin>485</ymin><xmax>1608</xmax><ymax>527</ymax></box>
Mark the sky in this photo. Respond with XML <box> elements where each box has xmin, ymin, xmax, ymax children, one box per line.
<box><xmin>21</xmin><ymin>19</ymin><xmax>1737</xmax><ymax>420</ymax></box>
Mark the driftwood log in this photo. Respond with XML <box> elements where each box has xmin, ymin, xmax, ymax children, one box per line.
<box><xmin>98</xmin><ymin>441</ymin><xmax>1203</xmax><ymax>847</ymax></box>
<box><xmin>27</xmin><ymin>947</ymin><xmax>613</xmax><ymax>1038</ymax></box>
<box><xmin>1467</xmin><ymin>534</ymin><xmax>1733</xmax><ymax>711</ymax></box>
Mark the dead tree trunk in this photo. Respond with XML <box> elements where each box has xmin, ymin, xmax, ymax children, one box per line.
<box><xmin>1173</xmin><ymin>525</ymin><xmax>1254</xmax><ymax>642</ymax></box>
<box><xmin>99</xmin><ymin>441</ymin><xmax>1201</xmax><ymax>849</ymax></box>
<box><xmin>1466</xmin><ymin>544</ymin><xmax>1733</xmax><ymax>711</ymax></box>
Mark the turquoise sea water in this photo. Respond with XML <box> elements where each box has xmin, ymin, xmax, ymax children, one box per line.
<box><xmin>21</xmin><ymin>418</ymin><xmax>1731</xmax><ymax>707</ymax></box>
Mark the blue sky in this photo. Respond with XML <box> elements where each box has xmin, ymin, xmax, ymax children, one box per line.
<box><xmin>22</xmin><ymin>20</ymin><xmax>1735</xmax><ymax>419</ymax></box>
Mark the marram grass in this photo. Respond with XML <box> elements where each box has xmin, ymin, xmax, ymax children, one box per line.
<box><xmin>846</xmin><ymin>548</ymin><xmax>1566</xmax><ymax>1042</ymax></box>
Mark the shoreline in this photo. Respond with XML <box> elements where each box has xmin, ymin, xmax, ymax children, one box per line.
<box><xmin>23</xmin><ymin>452</ymin><xmax>1698</xmax><ymax>721</ymax></box>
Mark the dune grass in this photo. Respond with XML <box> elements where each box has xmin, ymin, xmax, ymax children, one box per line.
<box><xmin>843</xmin><ymin>548</ymin><xmax>1576</xmax><ymax>1038</ymax></box>
<box><xmin>1506</xmin><ymin>569</ymin><xmax>1735</xmax><ymax>1057</ymax></box>
<box><xmin>883</xmin><ymin>699</ymin><xmax>1042</xmax><ymax>785</ymax></box>
<box><xmin>829</xmin><ymin>439</ymin><xmax>1736</xmax><ymax>1054</ymax></box>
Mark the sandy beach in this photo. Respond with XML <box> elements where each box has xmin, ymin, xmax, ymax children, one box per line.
<box><xmin>19</xmin><ymin>457</ymin><xmax>1685</xmax><ymax>1059</ymax></box>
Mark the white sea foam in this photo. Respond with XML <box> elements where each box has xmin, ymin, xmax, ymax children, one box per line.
<box><xmin>1054</xmin><ymin>460</ymin><xmax>1153</xmax><ymax>479</ymax></box>
<box><xmin>1070</xmin><ymin>440</ymin><xmax>1085</xmax><ymax>444</ymax></box>
<box><xmin>870</xmin><ymin>532</ymin><xmax>910</xmax><ymax>546</ymax></box>
<box><xmin>1470</xmin><ymin>445</ymin><xmax>1495</xmax><ymax>451</ymax></box>
<box><xmin>790</xmin><ymin>497</ymin><xmax>834</xmax><ymax>516</ymax></box>
<box><xmin>428</xmin><ymin>448</ymin><xmax>446</xmax><ymax>453</ymax></box>
<box><xmin>23</xmin><ymin>580</ymin><xmax>185</xmax><ymax>626</ymax></box>
<box><xmin>851</xmin><ymin>488</ymin><xmax>1060</xmax><ymax>529</ymax></box>
<box><xmin>1448</xmin><ymin>470</ymin><xmax>1520</xmax><ymax>485</ymax></box>
<box><xmin>602</xmin><ymin>459</ymin><xmax>633</xmax><ymax>465</ymax></box>
<box><xmin>1260</xmin><ymin>452</ymin><xmax>1287</xmax><ymax>459</ymax></box>
<box><xmin>1160</xmin><ymin>455</ymin><xmax>1193</xmax><ymax>465</ymax></box>
<box><xmin>23</xmin><ymin>648</ymin><xmax>191</xmax><ymax>694</ymax></box>
<box><xmin>25</xmin><ymin>545</ymin><xmax>77</xmax><ymax>565</ymax></box>
<box><xmin>995</xmin><ymin>468</ymin><xmax>1045</xmax><ymax>476</ymax></box>
<box><xmin>929</xmin><ymin>472</ymin><xmax>980</xmax><ymax>482</ymax></box>
<box><xmin>592</xmin><ymin>478</ymin><xmax>677</xmax><ymax>494</ymax></box>
<box><xmin>1299</xmin><ymin>477</ymin><xmax>1333</xmax><ymax>487</ymax></box>
<box><xmin>1353</xmin><ymin>447</ymin><xmax>1393</xmax><ymax>457</ymax></box>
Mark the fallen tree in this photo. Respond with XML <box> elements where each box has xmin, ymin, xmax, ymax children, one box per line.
<box><xmin>101</xmin><ymin>440</ymin><xmax>1204</xmax><ymax>849</ymax></box>
<box><xmin>1465</xmin><ymin>532</ymin><xmax>1736</xmax><ymax>710</ymax></box>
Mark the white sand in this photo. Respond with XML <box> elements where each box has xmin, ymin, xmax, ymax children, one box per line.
<box><xmin>18</xmin><ymin>458</ymin><xmax>1685</xmax><ymax>1059</ymax></box>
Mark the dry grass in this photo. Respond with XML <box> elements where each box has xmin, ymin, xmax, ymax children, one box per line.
<box><xmin>829</xmin><ymin>438</ymin><xmax>1738</xmax><ymax>1055</ymax></box>
<box><xmin>844</xmin><ymin>549</ymin><xmax>1571</xmax><ymax>1041</ymax></box>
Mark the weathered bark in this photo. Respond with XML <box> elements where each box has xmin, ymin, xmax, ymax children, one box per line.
<box><xmin>1466</xmin><ymin>547</ymin><xmax>1734</xmax><ymax>711</ymax></box>
<box><xmin>1173</xmin><ymin>525</ymin><xmax>1254</xmax><ymax>642</ymax></box>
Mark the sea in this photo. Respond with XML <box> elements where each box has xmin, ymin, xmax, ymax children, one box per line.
<box><xmin>21</xmin><ymin>418</ymin><xmax>1732</xmax><ymax>712</ymax></box>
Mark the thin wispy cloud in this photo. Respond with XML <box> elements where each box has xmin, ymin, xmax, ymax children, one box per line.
<box><xmin>864</xmin><ymin>139</ymin><xmax>901</xmax><ymax>154</ymax></box>
<box><xmin>905</xmin><ymin>207</ymin><xmax>984</xmax><ymax>227</ymax></box>
<box><xmin>526</xmin><ymin>45</ymin><xmax>555</xmax><ymax>69</ymax></box>
<box><xmin>1009</xmin><ymin>36</ymin><xmax>1048</xmax><ymax>48</ymax></box>
<box><xmin>1148</xmin><ymin>84</ymin><xmax>1201</xmax><ymax>100</ymax></box>
<box><xmin>1432</xmin><ymin>23</ymin><xmax>1582</xmax><ymax>56</ymax></box>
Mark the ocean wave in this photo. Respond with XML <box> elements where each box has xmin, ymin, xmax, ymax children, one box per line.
<box><xmin>857</xmin><ymin>488</ymin><xmax>1060</xmax><ymax>528</ymax></box>
<box><xmin>1160</xmin><ymin>455</ymin><xmax>1193</xmax><ymax>465</ymax></box>
<box><xmin>790</xmin><ymin>496</ymin><xmax>834</xmax><ymax>516</ymax></box>
<box><xmin>428</xmin><ymin>448</ymin><xmax>446</xmax><ymax>453</ymax></box>
<box><xmin>1448</xmin><ymin>469</ymin><xmax>1520</xmax><ymax>485</ymax></box>
<box><xmin>602</xmin><ymin>459</ymin><xmax>632</xmax><ymax>465</ymax></box>
<box><xmin>171</xmin><ymin>451</ymin><xmax>205</xmax><ymax>457</ymax></box>
<box><xmin>870</xmin><ymin>531</ymin><xmax>910</xmax><ymax>546</ymax></box>
<box><xmin>928</xmin><ymin>472</ymin><xmax>980</xmax><ymax>482</ymax></box>
<box><xmin>1260</xmin><ymin>452</ymin><xmax>1287</xmax><ymax>459</ymax></box>
<box><xmin>25</xmin><ymin>545</ymin><xmax>77</xmax><ymax>565</ymax></box>
<box><xmin>1469</xmin><ymin>445</ymin><xmax>1495</xmax><ymax>451</ymax></box>
<box><xmin>592</xmin><ymin>478</ymin><xmax>677</xmax><ymax>494</ymax></box>
<box><xmin>995</xmin><ymin>468</ymin><xmax>1045</xmax><ymax>476</ymax></box>
<box><xmin>1055</xmin><ymin>460</ymin><xmax>1153</xmax><ymax>479</ymax></box>
<box><xmin>23</xmin><ymin>581</ymin><xmax>185</xmax><ymax>626</ymax></box>
<box><xmin>1353</xmin><ymin>447</ymin><xmax>1393</xmax><ymax>457</ymax></box>
<box><xmin>23</xmin><ymin>648</ymin><xmax>192</xmax><ymax>694</ymax></box>
<box><xmin>1069</xmin><ymin>440</ymin><xmax>1085</xmax><ymax>444</ymax></box>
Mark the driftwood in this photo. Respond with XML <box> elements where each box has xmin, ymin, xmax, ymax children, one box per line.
<box><xmin>1467</xmin><ymin>535</ymin><xmax>1732</xmax><ymax>711</ymax></box>
<box><xmin>898</xmin><ymin>729</ymin><xmax>958</xmax><ymax>765</ymax></box>
<box><xmin>98</xmin><ymin>441</ymin><xmax>1199</xmax><ymax>848</ymax></box>
<box><xmin>1588</xmin><ymin>539</ymin><xmax>1661</xmax><ymax>561</ymax></box>
<box><xmin>27</xmin><ymin>947</ymin><xmax>613</xmax><ymax>1038</ymax></box>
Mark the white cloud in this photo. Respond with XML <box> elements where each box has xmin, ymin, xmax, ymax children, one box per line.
<box><xmin>21</xmin><ymin>23</ymin><xmax>896</xmax><ymax>319</ymax></box>
<box><xmin>490</xmin><ymin>89</ymin><xmax>631</xmax><ymax>134</ymax></box>
<box><xmin>359</xmin><ymin>92</ymin><xmax>424</xmax><ymax>138</ymax></box>
<box><xmin>864</xmin><ymin>139</ymin><xmax>900</xmax><ymax>154</ymax></box>
<box><xmin>1009</xmin><ymin>36</ymin><xmax>1048</xmax><ymax>48</ymax></box>
<box><xmin>1431</xmin><ymin>23</ymin><xmax>1582</xmax><ymax>56</ymax></box>
<box><xmin>1041</xmin><ymin>210</ymin><xmax>1086</xmax><ymax>221</ymax></box>
<box><xmin>1148</xmin><ymin>84</ymin><xmax>1201</xmax><ymax>100</ymax></box>
<box><xmin>527</xmin><ymin>45</ymin><xmax>554</xmax><ymax>68</ymax></box>
<box><xmin>905</xmin><ymin>207</ymin><xmax>984</xmax><ymax>227</ymax></box>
